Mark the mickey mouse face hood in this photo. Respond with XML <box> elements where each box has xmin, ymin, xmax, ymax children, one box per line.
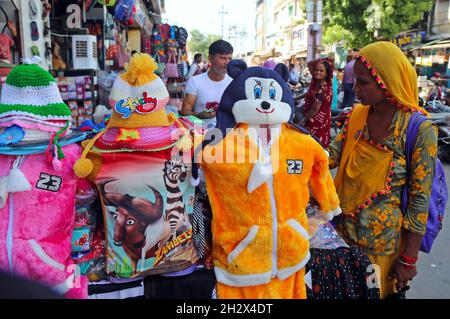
<box><xmin>215</xmin><ymin>60</ymin><xmax>295</xmax><ymax>138</ymax></box>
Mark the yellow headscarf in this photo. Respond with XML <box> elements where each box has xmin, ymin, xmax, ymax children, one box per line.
<box><xmin>356</xmin><ymin>41</ymin><xmax>427</xmax><ymax>115</ymax></box>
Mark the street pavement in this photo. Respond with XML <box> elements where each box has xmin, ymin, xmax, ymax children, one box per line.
<box><xmin>409</xmin><ymin>163</ymin><xmax>450</xmax><ymax>299</ymax></box>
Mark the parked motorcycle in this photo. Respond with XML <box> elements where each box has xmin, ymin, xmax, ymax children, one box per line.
<box><xmin>330</xmin><ymin>107</ymin><xmax>352</xmax><ymax>137</ymax></box>
<box><xmin>424</xmin><ymin>97</ymin><xmax>450</xmax><ymax>163</ymax></box>
<box><xmin>291</xmin><ymin>86</ymin><xmax>308</xmax><ymax>124</ymax></box>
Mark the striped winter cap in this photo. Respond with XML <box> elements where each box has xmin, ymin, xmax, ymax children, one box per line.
<box><xmin>0</xmin><ymin>58</ymin><xmax>71</xmax><ymax>127</ymax></box>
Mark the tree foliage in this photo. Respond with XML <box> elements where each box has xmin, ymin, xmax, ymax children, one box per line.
<box><xmin>323</xmin><ymin>0</ymin><xmax>433</xmax><ymax>48</ymax></box>
<box><xmin>323</xmin><ymin>25</ymin><xmax>355</xmax><ymax>47</ymax></box>
<box><xmin>187</xmin><ymin>29</ymin><xmax>221</xmax><ymax>58</ymax></box>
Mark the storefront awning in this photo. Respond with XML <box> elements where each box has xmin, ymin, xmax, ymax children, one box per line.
<box><xmin>402</xmin><ymin>42</ymin><xmax>426</xmax><ymax>51</ymax></box>
<box><xmin>421</xmin><ymin>40</ymin><xmax>450</xmax><ymax>50</ymax></box>
<box><xmin>279</xmin><ymin>48</ymin><xmax>307</xmax><ymax>60</ymax></box>
<box><xmin>405</xmin><ymin>38</ymin><xmax>450</xmax><ymax>51</ymax></box>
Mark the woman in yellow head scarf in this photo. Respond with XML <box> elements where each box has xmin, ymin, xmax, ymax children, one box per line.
<box><xmin>329</xmin><ymin>42</ymin><xmax>438</xmax><ymax>298</ymax></box>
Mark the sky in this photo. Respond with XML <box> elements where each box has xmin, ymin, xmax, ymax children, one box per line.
<box><xmin>162</xmin><ymin>0</ymin><xmax>257</xmax><ymax>54</ymax></box>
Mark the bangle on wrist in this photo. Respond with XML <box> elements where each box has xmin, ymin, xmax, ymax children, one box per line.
<box><xmin>397</xmin><ymin>259</ymin><xmax>416</xmax><ymax>269</ymax></box>
<box><xmin>400</xmin><ymin>253</ymin><xmax>418</xmax><ymax>264</ymax></box>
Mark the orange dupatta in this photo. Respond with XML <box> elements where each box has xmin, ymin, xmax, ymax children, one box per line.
<box><xmin>333</xmin><ymin>105</ymin><xmax>395</xmax><ymax>216</ymax></box>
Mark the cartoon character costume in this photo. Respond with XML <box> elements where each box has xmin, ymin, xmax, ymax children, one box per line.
<box><xmin>197</xmin><ymin>60</ymin><xmax>341</xmax><ymax>298</ymax></box>
<box><xmin>0</xmin><ymin>57</ymin><xmax>87</xmax><ymax>298</ymax></box>
<box><xmin>74</xmin><ymin>54</ymin><xmax>198</xmax><ymax>279</ymax></box>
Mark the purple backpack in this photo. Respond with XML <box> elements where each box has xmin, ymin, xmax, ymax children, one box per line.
<box><xmin>402</xmin><ymin>112</ymin><xmax>448</xmax><ymax>253</ymax></box>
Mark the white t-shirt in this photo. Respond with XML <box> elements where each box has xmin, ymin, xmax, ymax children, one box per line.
<box><xmin>185</xmin><ymin>62</ymin><xmax>199</xmax><ymax>81</ymax></box>
<box><xmin>185</xmin><ymin>72</ymin><xmax>232</xmax><ymax>114</ymax></box>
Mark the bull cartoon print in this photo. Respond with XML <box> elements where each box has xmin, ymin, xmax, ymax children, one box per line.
<box><xmin>96</xmin><ymin>154</ymin><xmax>198</xmax><ymax>278</ymax></box>
<box><xmin>98</xmin><ymin>179</ymin><xmax>165</xmax><ymax>273</ymax></box>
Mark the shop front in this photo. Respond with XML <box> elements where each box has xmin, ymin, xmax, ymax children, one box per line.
<box><xmin>0</xmin><ymin>0</ymin><xmax>52</xmax><ymax>86</ymax></box>
<box><xmin>391</xmin><ymin>30</ymin><xmax>450</xmax><ymax>89</ymax></box>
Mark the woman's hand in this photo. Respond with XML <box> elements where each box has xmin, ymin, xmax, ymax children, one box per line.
<box><xmin>390</xmin><ymin>259</ymin><xmax>417</xmax><ymax>292</ymax></box>
<box><xmin>312</xmin><ymin>98</ymin><xmax>322</xmax><ymax>110</ymax></box>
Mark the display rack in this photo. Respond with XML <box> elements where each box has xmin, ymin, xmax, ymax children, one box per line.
<box><xmin>50</xmin><ymin>69</ymin><xmax>98</xmax><ymax>128</ymax></box>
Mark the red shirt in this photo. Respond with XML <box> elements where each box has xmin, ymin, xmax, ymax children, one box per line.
<box><xmin>0</xmin><ymin>34</ymin><xmax>14</xmax><ymax>64</ymax></box>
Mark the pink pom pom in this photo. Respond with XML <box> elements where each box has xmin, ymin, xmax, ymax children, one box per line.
<box><xmin>52</xmin><ymin>156</ymin><xmax>63</xmax><ymax>172</ymax></box>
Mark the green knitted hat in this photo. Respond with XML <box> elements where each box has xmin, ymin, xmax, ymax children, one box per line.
<box><xmin>0</xmin><ymin>58</ymin><xmax>71</xmax><ymax>126</ymax></box>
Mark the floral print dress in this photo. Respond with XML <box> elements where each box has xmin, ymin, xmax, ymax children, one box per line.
<box><xmin>328</xmin><ymin>109</ymin><xmax>438</xmax><ymax>255</ymax></box>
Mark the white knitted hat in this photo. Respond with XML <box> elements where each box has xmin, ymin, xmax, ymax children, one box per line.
<box><xmin>0</xmin><ymin>57</ymin><xmax>71</xmax><ymax>128</ymax></box>
<box><xmin>0</xmin><ymin>57</ymin><xmax>72</xmax><ymax>170</ymax></box>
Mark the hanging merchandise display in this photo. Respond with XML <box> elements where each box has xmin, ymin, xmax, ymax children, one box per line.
<box><xmin>142</xmin><ymin>32</ymin><xmax>151</xmax><ymax>55</ymax></box>
<box><xmin>165</xmin><ymin>51</ymin><xmax>179</xmax><ymax>79</ymax></box>
<box><xmin>177</xmin><ymin>49</ymin><xmax>189</xmax><ymax>78</ymax></box>
<box><xmin>0</xmin><ymin>4</ymin><xmax>18</xmax><ymax>79</ymax></box>
<box><xmin>114</xmin><ymin>0</ymin><xmax>136</xmax><ymax>26</ymax></box>
<box><xmin>0</xmin><ymin>32</ymin><xmax>15</xmax><ymax>65</ymax></box>
<box><xmin>0</xmin><ymin>57</ymin><xmax>88</xmax><ymax>298</ymax></box>
<box><xmin>158</xmin><ymin>23</ymin><xmax>171</xmax><ymax>43</ymax></box>
<box><xmin>150</xmin><ymin>23</ymin><xmax>190</xmax><ymax>68</ymax></box>
<box><xmin>30</xmin><ymin>20</ymin><xmax>40</xmax><ymax>41</ymax></box>
<box><xmin>29</xmin><ymin>0</ymin><xmax>38</xmax><ymax>20</ymax></box>
<box><xmin>153</xmin><ymin>32</ymin><xmax>166</xmax><ymax>62</ymax></box>
<box><xmin>74</xmin><ymin>54</ymin><xmax>199</xmax><ymax>279</ymax></box>
<box><xmin>148</xmin><ymin>23</ymin><xmax>190</xmax><ymax>115</ymax></box>
<box><xmin>177</xmin><ymin>27</ymin><xmax>188</xmax><ymax>51</ymax></box>
<box><xmin>154</xmin><ymin>54</ymin><xmax>166</xmax><ymax>76</ymax></box>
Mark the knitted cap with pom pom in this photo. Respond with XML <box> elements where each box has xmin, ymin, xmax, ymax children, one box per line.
<box><xmin>73</xmin><ymin>53</ymin><xmax>190</xmax><ymax>178</ymax></box>
<box><xmin>0</xmin><ymin>57</ymin><xmax>73</xmax><ymax>171</ymax></box>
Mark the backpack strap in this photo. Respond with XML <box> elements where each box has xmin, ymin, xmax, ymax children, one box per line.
<box><xmin>401</xmin><ymin>112</ymin><xmax>428</xmax><ymax>214</ymax></box>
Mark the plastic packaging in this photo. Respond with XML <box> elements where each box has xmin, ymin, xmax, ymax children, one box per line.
<box><xmin>306</xmin><ymin>198</ymin><xmax>349</xmax><ymax>249</ymax></box>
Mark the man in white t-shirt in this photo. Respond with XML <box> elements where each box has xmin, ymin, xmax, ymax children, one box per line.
<box><xmin>182</xmin><ymin>40</ymin><xmax>233</xmax><ymax>127</ymax></box>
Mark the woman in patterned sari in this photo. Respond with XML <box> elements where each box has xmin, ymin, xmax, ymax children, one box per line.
<box><xmin>329</xmin><ymin>41</ymin><xmax>438</xmax><ymax>298</ymax></box>
<box><xmin>302</xmin><ymin>57</ymin><xmax>334</xmax><ymax>147</ymax></box>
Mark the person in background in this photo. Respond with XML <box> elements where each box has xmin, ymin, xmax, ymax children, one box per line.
<box><xmin>288</xmin><ymin>63</ymin><xmax>299</xmax><ymax>86</ymax></box>
<box><xmin>328</xmin><ymin>55</ymin><xmax>339</xmax><ymax>110</ymax></box>
<box><xmin>186</xmin><ymin>53</ymin><xmax>203</xmax><ymax>81</ymax></box>
<box><xmin>262</xmin><ymin>58</ymin><xmax>277</xmax><ymax>70</ymax></box>
<box><xmin>329</xmin><ymin>41</ymin><xmax>438</xmax><ymax>298</ymax></box>
<box><xmin>301</xmin><ymin>57</ymin><xmax>334</xmax><ymax>147</ymax></box>
<box><xmin>428</xmin><ymin>73</ymin><xmax>443</xmax><ymax>101</ymax></box>
<box><xmin>341</xmin><ymin>54</ymin><xmax>356</xmax><ymax>108</ymax></box>
<box><xmin>181</xmin><ymin>40</ymin><xmax>233</xmax><ymax>128</ymax></box>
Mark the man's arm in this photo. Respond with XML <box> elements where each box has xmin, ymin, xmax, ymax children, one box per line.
<box><xmin>181</xmin><ymin>94</ymin><xmax>215</xmax><ymax>119</ymax></box>
<box><xmin>181</xmin><ymin>93</ymin><xmax>198</xmax><ymax>116</ymax></box>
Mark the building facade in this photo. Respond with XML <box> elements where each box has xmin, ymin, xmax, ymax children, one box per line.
<box><xmin>254</xmin><ymin>0</ymin><xmax>321</xmax><ymax>64</ymax></box>
<box><xmin>430</xmin><ymin>0</ymin><xmax>450</xmax><ymax>37</ymax></box>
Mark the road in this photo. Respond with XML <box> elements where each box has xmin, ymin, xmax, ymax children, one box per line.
<box><xmin>329</xmin><ymin>156</ymin><xmax>450</xmax><ymax>298</ymax></box>
<box><xmin>409</xmin><ymin>163</ymin><xmax>450</xmax><ymax>299</ymax></box>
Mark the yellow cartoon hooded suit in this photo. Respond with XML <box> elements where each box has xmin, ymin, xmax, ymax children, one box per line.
<box><xmin>196</xmin><ymin>60</ymin><xmax>341</xmax><ymax>298</ymax></box>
